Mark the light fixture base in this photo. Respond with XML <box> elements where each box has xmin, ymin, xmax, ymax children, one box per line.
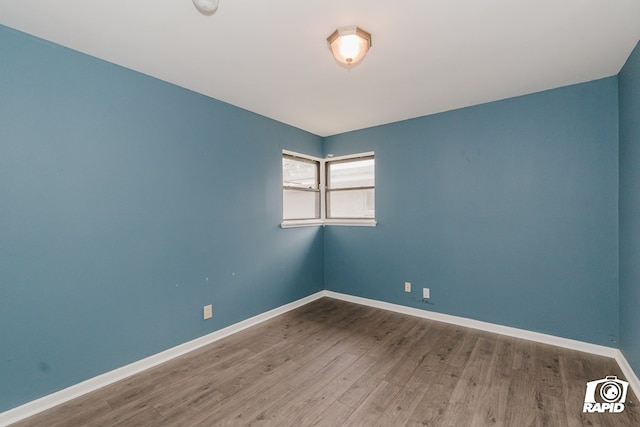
<box><xmin>193</xmin><ymin>0</ymin><xmax>219</xmax><ymax>15</ymax></box>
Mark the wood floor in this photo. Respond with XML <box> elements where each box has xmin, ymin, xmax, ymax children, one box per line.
<box><xmin>12</xmin><ymin>297</ymin><xmax>639</xmax><ymax>426</ymax></box>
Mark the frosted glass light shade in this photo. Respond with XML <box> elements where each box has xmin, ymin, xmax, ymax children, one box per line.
<box><xmin>327</xmin><ymin>26</ymin><xmax>372</xmax><ymax>66</ymax></box>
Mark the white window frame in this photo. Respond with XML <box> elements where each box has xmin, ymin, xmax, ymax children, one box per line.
<box><xmin>282</xmin><ymin>150</ymin><xmax>323</xmax><ymax>228</ymax></box>
<box><xmin>281</xmin><ymin>149</ymin><xmax>376</xmax><ymax>228</ymax></box>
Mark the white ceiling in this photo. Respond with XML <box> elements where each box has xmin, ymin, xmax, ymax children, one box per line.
<box><xmin>1</xmin><ymin>1</ymin><xmax>639</xmax><ymax>137</ymax></box>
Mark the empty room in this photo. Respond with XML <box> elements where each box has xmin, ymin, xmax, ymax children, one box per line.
<box><xmin>1</xmin><ymin>1</ymin><xmax>640</xmax><ymax>426</ymax></box>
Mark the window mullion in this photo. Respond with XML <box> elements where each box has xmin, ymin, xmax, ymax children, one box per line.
<box><xmin>320</xmin><ymin>160</ymin><xmax>327</xmax><ymax>221</ymax></box>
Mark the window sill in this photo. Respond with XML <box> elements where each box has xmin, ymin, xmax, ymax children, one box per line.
<box><xmin>281</xmin><ymin>219</ymin><xmax>377</xmax><ymax>229</ymax></box>
<box><xmin>324</xmin><ymin>219</ymin><xmax>377</xmax><ymax>227</ymax></box>
<box><xmin>281</xmin><ymin>220</ymin><xmax>324</xmax><ymax>229</ymax></box>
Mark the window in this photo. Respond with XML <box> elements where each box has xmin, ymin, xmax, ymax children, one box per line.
<box><xmin>326</xmin><ymin>156</ymin><xmax>375</xmax><ymax>219</ymax></box>
<box><xmin>282</xmin><ymin>150</ymin><xmax>375</xmax><ymax>227</ymax></box>
<box><xmin>282</xmin><ymin>154</ymin><xmax>320</xmax><ymax>220</ymax></box>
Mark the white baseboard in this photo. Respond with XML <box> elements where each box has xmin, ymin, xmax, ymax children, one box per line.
<box><xmin>614</xmin><ymin>349</ymin><xmax>640</xmax><ymax>401</ymax></box>
<box><xmin>323</xmin><ymin>291</ymin><xmax>617</xmax><ymax>357</ymax></box>
<box><xmin>324</xmin><ymin>290</ymin><xmax>640</xmax><ymax>401</ymax></box>
<box><xmin>3</xmin><ymin>290</ymin><xmax>639</xmax><ymax>426</ymax></box>
<box><xmin>0</xmin><ymin>291</ymin><xmax>325</xmax><ymax>427</ymax></box>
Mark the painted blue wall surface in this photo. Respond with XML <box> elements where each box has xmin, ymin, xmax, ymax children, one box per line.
<box><xmin>0</xmin><ymin>25</ymin><xmax>324</xmax><ymax>412</ymax></box>
<box><xmin>619</xmin><ymin>41</ymin><xmax>640</xmax><ymax>377</ymax></box>
<box><xmin>323</xmin><ymin>78</ymin><xmax>620</xmax><ymax>347</ymax></box>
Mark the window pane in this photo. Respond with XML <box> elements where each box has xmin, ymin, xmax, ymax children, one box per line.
<box><xmin>328</xmin><ymin>158</ymin><xmax>374</xmax><ymax>189</ymax></box>
<box><xmin>283</xmin><ymin>189</ymin><xmax>320</xmax><ymax>220</ymax></box>
<box><xmin>327</xmin><ymin>189</ymin><xmax>375</xmax><ymax>218</ymax></box>
<box><xmin>283</xmin><ymin>156</ymin><xmax>318</xmax><ymax>189</ymax></box>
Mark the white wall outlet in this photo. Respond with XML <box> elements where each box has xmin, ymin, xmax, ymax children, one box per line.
<box><xmin>404</xmin><ymin>282</ymin><xmax>411</xmax><ymax>292</ymax></box>
<box><xmin>203</xmin><ymin>304</ymin><xmax>213</xmax><ymax>320</ymax></box>
<box><xmin>423</xmin><ymin>288</ymin><xmax>430</xmax><ymax>299</ymax></box>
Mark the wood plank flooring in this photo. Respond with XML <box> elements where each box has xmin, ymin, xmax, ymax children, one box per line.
<box><xmin>12</xmin><ymin>297</ymin><xmax>639</xmax><ymax>426</ymax></box>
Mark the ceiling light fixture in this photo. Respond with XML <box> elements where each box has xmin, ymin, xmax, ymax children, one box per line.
<box><xmin>192</xmin><ymin>0</ymin><xmax>219</xmax><ymax>15</ymax></box>
<box><xmin>327</xmin><ymin>26</ymin><xmax>372</xmax><ymax>67</ymax></box>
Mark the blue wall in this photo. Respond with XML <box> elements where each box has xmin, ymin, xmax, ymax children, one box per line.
<box><xmin>323</xmin><ymin>78</ymin><xmax>620</xmax><ymax>347</ymax></box>
<box><xmin>0</xmin><ymin>25</ymin><xmax>324</xmax><ymax>412</ymax></box>
<box><xmin>619</xmin><ymin>41</ymin><xmax>640</xmax><ymax>376</ymax></box>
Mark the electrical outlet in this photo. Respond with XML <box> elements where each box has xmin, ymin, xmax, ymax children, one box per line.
<box><xmin>404</xmin><ymin>282</ymin><xmax>411</xmax><ymax>292</ymax></box>
<box><xmin>423</xmin><ymin>288</ymin><xmax>430</xmax><ymax>299</ymax></box>
<box><xmin>203</xmin><ymin>304</ymin><xmax>213</xmax><ymax>320</ymax></box>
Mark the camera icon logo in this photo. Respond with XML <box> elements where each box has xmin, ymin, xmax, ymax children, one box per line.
<box><xmin>583</xmin><ymin>376</ymin><xmax>628</xmax><ymax>413</ymax></box>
